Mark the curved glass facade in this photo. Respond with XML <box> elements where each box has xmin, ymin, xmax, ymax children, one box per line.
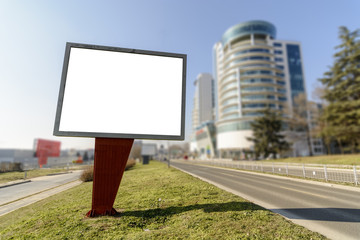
<box><xmin>222</xmin><ymin>20</ymin><xmax>276</xmax><ymax>46</ymax></box>
<box><xmin>217</xmin><ymin>20</ymin><xmax>287</xmax><ymax>127</ymax></box>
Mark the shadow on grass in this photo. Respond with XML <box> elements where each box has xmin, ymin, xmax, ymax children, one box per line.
<box><xmin>116</xmin><ymin>201</ymin><xmax>264</xmax><ymax>218</ymax></box>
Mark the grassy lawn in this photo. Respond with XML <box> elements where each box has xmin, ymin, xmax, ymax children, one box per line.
<box><xmin>262</xmin><ymin>154</ymin><xmax>360</xmax><ymax>165</ymax></box>
<box><xmin>0</xmin><ymin>168</ymin><xmax>71</xmax><ymax>184</ymax></box>
<box><xmin>0</xmin><ymin>161</ymin><xmax>326</xmax><ymax>239</ymax></box>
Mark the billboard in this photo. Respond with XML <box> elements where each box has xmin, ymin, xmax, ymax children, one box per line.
<box><xmin>141</xmin><ymin>144</ymin><xmax>157</xmax><ymax>156</ymax></box>
<box><xmin>53</xmin><ymin>42</ymin><xmax>186</xmax><ymax>140</ymax></box>
<box><xmin>34</xmin><ymin>139</ymin><xmax>61</xmax><ymax>166</ymax></box>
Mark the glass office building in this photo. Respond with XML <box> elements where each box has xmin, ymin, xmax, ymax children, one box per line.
<box><xmin>213</xmin><ymin>20</ymin><xmax>307</xmax><ymax>158</ymax></box>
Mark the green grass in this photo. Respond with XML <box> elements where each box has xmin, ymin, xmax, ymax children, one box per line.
<box><xmin>0</xmin><ymin>168</ymin><xmax>70</xmax><ymax>184</ymax></box>
<box><xmin>262</xmin><ymin>154</ymin><xmax>360</xmax><ymax>165</ymax></box>
<box><xmin>0</xmin><ymin>161</ymin><xmax>327</xmax><ymax>239</ymax></box>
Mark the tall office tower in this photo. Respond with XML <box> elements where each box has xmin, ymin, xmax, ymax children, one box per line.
<box><xmin>213</xmin><ymin>20</ymin><xmax>307</xmax><ymax>158</ymax></box>
<box><xmin>190</xmin><ymin>73</ymin><xmax>216</xmax><ymax>158</ymax></box>
<box><xmin>192</xmin><ymin>73</ymin><xmax>215</xmax><ymax>131</ymax></box>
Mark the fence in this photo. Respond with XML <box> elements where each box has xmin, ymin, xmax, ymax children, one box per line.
<box><xmin>182</xmin><ymin>159</ymin><xmax>359</xmax><ymax>186</ymax></box>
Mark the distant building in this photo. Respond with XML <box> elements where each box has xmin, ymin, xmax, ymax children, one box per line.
<box><xmin>190</xmin><ymin>73</ymin><xmax>216</xmax><ymax>158</ymax></box>
<box><xmin>33</xmin><ymin>139</ymin><xmax>61</xmax><ymax>167</ymax></box>
<box><xmin>0</xmin><ymin>149</ymin><xmax>37</xmax><ymax>170</ymax></box>
<box><xmin>191</xmin><ymin>73</ymin><xmax>215</xmax><ymax>130</ymax></box>
<box><xmin>0</xmin><ymin>149</ymin><xmax>34</xmax><ymax>163</ymax></box>
<box><xmin>213</xmin><ymin>20</ymin><xmax>309</xmax><ymax>158</ymax></box>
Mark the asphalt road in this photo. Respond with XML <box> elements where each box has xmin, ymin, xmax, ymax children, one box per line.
<box><xmin>0</xmin><ymin>171</ymin><xmax>82</xmax><ymax>216</ymax></box>
<box><xmin>172</xmin><ymin>161</ymin><xmax>360</xmax><ymax>240</ymax></box>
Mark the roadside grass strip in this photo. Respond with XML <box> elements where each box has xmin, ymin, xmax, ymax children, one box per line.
<box><xmin>262</xmin><ymin>154</ymin><xmax>360</xmax><ymax>165</ymax></box>
<box><xmin>0</xmin><ymin>161</ymin><xmax>326</xmax><ymax>239</ymax></box>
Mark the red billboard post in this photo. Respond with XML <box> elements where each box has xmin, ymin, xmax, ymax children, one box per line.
<box><xmin>86</xmin><ymin>138</ymin><xmax>133</xmax><ymax>216</ymax></box>
<box><xmin>34</xmin><ymin>139</ymin><xmax>61</xmax><ymax>167</ymax></box>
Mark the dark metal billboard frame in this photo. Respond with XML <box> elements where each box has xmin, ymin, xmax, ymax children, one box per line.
<box><xmin>53</xmin><ymin>42</ymin><xmax>187</xmax><ymax>140</ymax></box>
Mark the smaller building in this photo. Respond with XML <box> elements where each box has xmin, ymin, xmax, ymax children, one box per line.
<box><xmin>0</xmin><ymin>149</ymin><xmax>37</xmax><ymax>171</ymax></box>
<box><xmin>193</xmin><ymin>121</ymin><xmax>216</xmax><ymax>159</ymax></box>
<box><xmin>0</xmin><ymin>149</ymin><xmax>34</xmax><ymax>162</ymax></box>
<box><xmin>141</xmin><ymin>144</ymin><xmax>157</xmax><ymax>164</ymax></box>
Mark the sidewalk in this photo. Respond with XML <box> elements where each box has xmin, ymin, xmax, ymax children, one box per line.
<box><xmin>0</xmin><ymin>170</ymin><xmax>83</xmax><ymax>216</ymax></box>
<box><xmin>0</xmin><ymin>180</ymin><xmax>82</xmax><ymax>217</ymax></box>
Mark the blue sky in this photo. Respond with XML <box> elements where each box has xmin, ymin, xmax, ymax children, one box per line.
<box><xmin>0</xmin><ymin>0</ymin><xmax>359</xmax><ymax>149</ymax></box>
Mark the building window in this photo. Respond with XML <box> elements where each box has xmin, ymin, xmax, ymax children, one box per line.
<box><xmin>274</xmin><ymin>50</ymin><xmax>283</xmax><ymax>54</ymax></box>
<box><xmin>275</xmin><ymin>57</ymin><xmax>283</xmax><ymax>62</ymax></box>
<box><xmin>222</xmin><ymin>105</ymin><xmax>238</xmax><ymax>114</ymax></box>
<box><xmin>226</xmin><ymin>48</ymin><xmax>271</xmax><ymax>61</ymax></box>
<box><xmin>223</xmin><ymin>97</ymin><xmax>238</xmax><ymax>106</ymax></box>
<box><xmin>222</xmin><ymin>113</ymin><xmax>239</xmax><ymax>120</ymax></box>
<box><xmin>276</xmin><ymin>80</ymin><xmax>286</xmax><ymax>85</ymax></box>
<box><xmin>225</xmin><ymin>56</ymin><xmax>271</xmax><ymax>68</ymax></box>
<box><xmin>241</xmin><ymin>86</ymin><xmax>275</xmax><ymax>93</ymax></box>
<box><xmin>276</xmin><ymin>65</ymin><xmax>284</xmax><ymax>70</ymax></box>
<box><xmin>222</xmin><ymin>74</ymin><xmax>237</xmax><ymax>84</ymax></box>
<box><xmin>242</xmin><ymin>78</ymin><xmax>273</xmax><ymax>84</ymax></box>
<box><xmin>222</xmin><ymin>89</ymin><xmax>238</xmax><ymax>98</ymax></box>
<box><xmin>243</xmin><ymin>70</ymin><xmax>272</xmax><ymax>76</ymax></box>
<box><xmin>242</xmin><ymin>95</ymin><xmax>275</xmax><ymax>100</ymax></box>
<box><xmin>243</xmin><ymin>103</ymin><xmax>276</xmax><ymax>109</ymax></box>
<box><xmin>314</xmin><ymin>148</ymin><xmax>322</xmax><ymax>153</ymax></box>
<box><xmin>243</xmin><ymin>112</ymin><xmax>264</xmax><ymax>117</ymax></box>
<box><xmin>273</xmin><ymin>42</ymin><xmax>282</xmax><ymax>47</ymax></box>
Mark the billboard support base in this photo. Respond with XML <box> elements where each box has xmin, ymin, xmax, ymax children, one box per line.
<box><xmin>86</xmin><ymin>138</ymin><xmax>134</xmax><ymax>217</ymax></box>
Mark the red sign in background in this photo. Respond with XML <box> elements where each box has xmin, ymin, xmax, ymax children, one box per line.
<box><xmin>35</xmin><ymin>139</ymin><xmax>61</xmax><ymax>167</ymax></box>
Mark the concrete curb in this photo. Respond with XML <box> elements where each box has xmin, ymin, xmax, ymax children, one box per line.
<box><xmin>46</xmin><ymin>171</ymin><xmax>72</xmax><ymax>176</ymax></box>
<box><xmin>0</xmin><ymin>180</ymin><xmax>31</xmax><ymax>189</ymax></box>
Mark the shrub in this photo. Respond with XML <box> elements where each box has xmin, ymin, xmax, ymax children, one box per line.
<box><xmin>125</xmin><ymin>159</ymin><xmax>136</xmax><ymax>170</ymax></box>
<box><xmin>80</xmin><ymin>166</ymin><xmax>94</xmax><ymax>182</ymax></box>
<box><xmin>0</xmin><ymin>162</ymin><xmax>23</xmax><ymax>173</ymax></box>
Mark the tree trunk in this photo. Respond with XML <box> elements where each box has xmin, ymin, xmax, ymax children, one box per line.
<box><xmin>337</xmin><ymin>138</ymin><xmax>344</xmax><ymax>154</ymax></box>
<box><xmin>306</xmin><ymin>129</ymin><xmax>313</xmax><ymax>156</ymax></box>
<box><xmin>326</xmin><ymin>142</ymin><xmax>331</xmax><ymax>155</ymax></box>
<box><xmin>351</xmin><ymin>140</ymin><xmax>356</xmax><ymax>154</ymax></box>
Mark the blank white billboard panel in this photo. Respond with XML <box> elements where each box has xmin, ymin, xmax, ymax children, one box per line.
<box><xmin>54</xmin><ymin>43</ymin><xmax>186</xmax><ymax>140</ymax></box>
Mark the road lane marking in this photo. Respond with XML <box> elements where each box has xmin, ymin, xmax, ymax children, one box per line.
<box><xmin>279</xmin><ymin>186</ymin><xmax>328</xmax><ymax>199</ymax></box>
<box><xmin>218</xmin><ymin>172</ymin><xmax>237</xmax><ymax>177</ymax></box>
